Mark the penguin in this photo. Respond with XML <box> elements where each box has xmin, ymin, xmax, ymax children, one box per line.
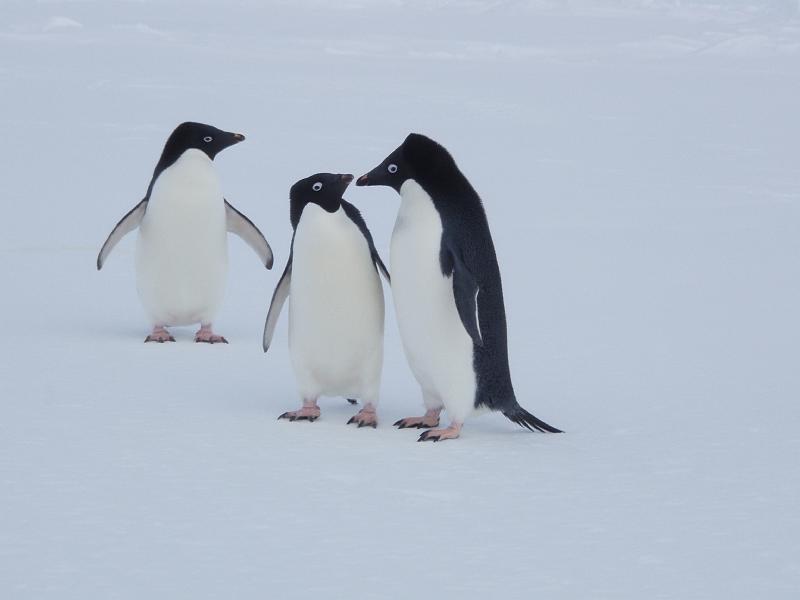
<box><xmin>97</xmin><ymin>122</ymin><xmax>273</xmax><ymax>343</ymax></box>
<box><xmin>356</xmin><ymin>133</ymin><xmax>561</xmax><ymax>441</ymax></box>
<box><xmin>263</xmin><ymin>173</ymin><xmax>389</xmax><ymax>427</ymax></box>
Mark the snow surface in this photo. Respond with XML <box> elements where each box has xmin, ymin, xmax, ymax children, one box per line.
<box><xmin>1</xmin><ymin>0</ymin><xmax>799</xmax><ymax>598</ymax></box>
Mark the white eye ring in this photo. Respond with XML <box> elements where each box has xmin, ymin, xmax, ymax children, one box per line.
<box><xmin>387</xmin><ymin>163</ymin><xmax>398</xmax><ymax>174</ymax></box>
<box><xmin>203</xmin><ymin>136</ymin><xmax>213</xmax><ymax>143</ymax></box>
<box><xmin>312</xmin><ymin>182</ymin><xmax>323</xmax><ymax>192</ymax></box>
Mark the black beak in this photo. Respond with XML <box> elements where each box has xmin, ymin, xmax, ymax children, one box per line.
<box><xmin>356</xmin><ymin>161</ymin><xmax>391</xmax><ymax>187</ymax></box>
<box><xmin>340</xmin><ymin>173</ymin><xmax>354</xmax><ymax>192</ymax></box>
<box><xmin>232</xmin><ymin>133</ymin><xmax>245</xmax><ymax>142</ymax></box>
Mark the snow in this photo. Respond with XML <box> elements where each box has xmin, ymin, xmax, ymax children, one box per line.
<box><xmin>1</xmin><ymin>0</ymin><xmax>799</xmax><ymax>598</ymax></box>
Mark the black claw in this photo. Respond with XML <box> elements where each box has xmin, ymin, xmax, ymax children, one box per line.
<box><xmin>347</xmin><ymin>398</ymin><xmax>358</xmax><ymax>405</ymax></box>
<box><xmin>358</xmin><ymin>421</ymin><xmax>367</xmax><ymax>428</ymax></box>
<box><xmin>393</xmin><ymin>419</ymin><xmax>404</xmax><ymax>427</ymax></box>
<box><xmin>146</xmin><ymin>334</ymin><xmax>175</xmax><ymax>343</ymax></box>
<box><xmin>220</xmin><ymin>337</ymin><xmax>229</xmax><ymax>344</ymax></box>
<box><xmin>347</xmin><ymin>416</ymin><xmax>355</xmax><ymax>425</ymax></box>
<box><xmin>418</xmin><ymin>430</ymin><xmax>441</xmax><ymax>442</ymax></box>
<box><xmin>279</xmin><ymin>412</ymin><xmax>319</xmax><ymax>422</ymax></box>
<box><xmin>370</xmin><ymin>422</ymin><xmax>377</xmax><ymax>429</ymax></box>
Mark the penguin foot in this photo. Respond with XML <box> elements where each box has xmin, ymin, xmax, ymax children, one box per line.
<box><xmin>194</xmin><ymin>325</ymin><xmax>228</xmax><ymax>344</ymax></box>
<box><xmin>195</xmin><ymin>334</ymin><xmax>228</xmax><ymax>344</ymax></box>
<box><xmin>145</xmin><ymin>326</ymin><xmax>175</xmax><ymax>343</ymax></box>
<box><xmin>278</xmin><ymin>405</ymin><xmax>321</xmax><ymax>422</ymax></box>
<box><xmin>347</xmin><ymin>405</ymin><xmax>377</xmax><ymax>429</ymax></box>
<box><xmin>418</xmin><ymin>422</ymin><xmax>462</xmax><ymax>443</ymax></box>
<box><xmin>394</xmin><ymin>409</ymin><xmax>441</xmax><ymax>430</ymax></box>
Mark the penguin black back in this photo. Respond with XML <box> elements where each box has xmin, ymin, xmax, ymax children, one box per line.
<box><xmin>359</xmin><ymin>133</ymin><xmax>560</xmax><ymax>433</ymax></box>
<box><xmin>403</xmin><ymin>138</ymin><xmax>518</xmax><ymax>417</ymax></box>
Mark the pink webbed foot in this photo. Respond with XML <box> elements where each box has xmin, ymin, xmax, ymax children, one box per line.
<box><xmin>418</xmin><ymin>422</ymin><xmax>462</xmax><ymax>443</ymax></box>
<box><xmin>145</xmin><ymin>326</ymin><xmax>175</xmax><ymax>343</ymax></box>
<box><xmin>195</xmin><ymin>324</ymin><xmax>228</xmax><ymax>344</ymax></box>
<box><xmin>394</xmin><ymin>408</ymin><xmax>442</xmax><ymax>430</ymax></box>
<box><xmin>278</xmin><ymin>403</ymin><xmax>321</xmax><ymax>422</ymax></box>
<box><xmin>347</xmin><ymin>404</ymin><xmax>377</xmax><ymax>429</ymax></box>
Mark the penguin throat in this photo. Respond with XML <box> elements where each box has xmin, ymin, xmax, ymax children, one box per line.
<box><xmin>309</xmin><ymin>197</ymin><xmax>342</xmax><ymax>214</ymax></box>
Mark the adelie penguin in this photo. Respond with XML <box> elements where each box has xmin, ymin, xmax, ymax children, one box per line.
<box><xmin>97</xmin><ymin>122</ymin><xmax>273</xmax><ymax>343</ymax></box>
<box><xmin>357</xmin><ymin>134</ymin><xmax>561</xmax><ymax>441</ymax></box>
<box><xmin>263</xmin><ymin>173</ymin><xmax>390</xmax><ymax>427</ymax></box>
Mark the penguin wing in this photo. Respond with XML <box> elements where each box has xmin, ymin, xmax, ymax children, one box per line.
<box><xmin>263</xmin><ymin>257</ymin><xmax>292</xmax><ymax>352</ymax></box>
<box><xmin>340</xmin><ymin>200</ymin><xmax>390</xmax><ymax>283</ymax></box>
<box><xmin>225</xmin><ymin>200</ymin><xmax>274</xmax><ymax>269</ymax></box>
<box><xmin>443</xmin><ymin>242</ymin><xmax>483</xmax><ymax>347</ymax></box>
<box><xmin>96</xmin><ymin>198</ymin><xmax>148</xmax><ymax>270</ymax></box>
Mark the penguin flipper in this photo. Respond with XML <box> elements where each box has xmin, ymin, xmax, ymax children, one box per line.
<box><xmin>225</xmin><ymin>199</ymin><xmax>274</xmax><ymax>269</ymax></box>
<box><xmin>263</xmin><ymin>258</ymin><xmax>292</xmax><ymax>352</ymax></box>
<box><xmin>443</xmin><ymin>244</ymin><xmax>483</xmax><ymax>347</ymax></box>
<box><xmin>96</xmin><ymin>198</ymin><xmax>148</xmax><ymax>270</ymax></box>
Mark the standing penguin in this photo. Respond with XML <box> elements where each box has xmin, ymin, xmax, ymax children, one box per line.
<box><xmin>263</xmin><ymin>173</ymin><xmax>389</xmax><ymax>427</ymax></box>
<box><xmin>356</xmin><ymin>134</ymin><xmax>561</xmax><ymax>441</ymax></box>
<box><xmin>97</xmin><ymin>122</ymin><xmax>273</xmax><ymax>343</ymax></box>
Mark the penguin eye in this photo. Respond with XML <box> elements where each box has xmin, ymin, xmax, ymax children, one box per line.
<box><xmin>312</xmin><ymin>182</ymin><xmax>323</xmax><ymax>192</ymax></box>
<box><xmin>203</xmin><ymin>136</ymin><xmax>213</xmax><ymax>143</ymax></box>
<box><xmin>387</xmin><ymin>164</ymin><xmax>398</xmax><ymax>174</ymax></box>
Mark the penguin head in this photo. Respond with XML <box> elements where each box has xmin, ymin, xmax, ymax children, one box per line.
<box><xmin>356</xmin><ymin>133</ymin><xmax>453</xmax><ymax>192</ymax></box>
<box><xmin>162</xmin><ymin>122</ymin><xmax>245</xmax><ymax>161</ymax></box>
<box><xmin>290</xmin><ymin>173</ymin><xmax>354</xmax><ymax>220</ymax></box>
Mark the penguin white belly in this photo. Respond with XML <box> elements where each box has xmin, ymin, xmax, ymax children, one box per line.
<box><xmin>289</xmin><ymin>204</ymin><xmax>384</xmax><ymax>400</ymax></box>
<box><xmin>391</xmin><ymin>180</ymin><xmax>476</xmax><ymax>422</ymax></box>
<box><xmin>135</xmin><ymin>149</ymin><xmax>228</xmax><ymax>326</ymax></box>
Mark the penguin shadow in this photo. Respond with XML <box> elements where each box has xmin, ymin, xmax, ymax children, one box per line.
<box><xmin>466</xmin><ymin>412</ymin><xmax>569</xmax><ymax>444</ymax></box>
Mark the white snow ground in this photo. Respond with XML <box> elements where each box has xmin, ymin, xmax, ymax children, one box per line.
<box><xmin>1</xmin><ymin>1</ymin><xmax>799</xmax><ymax>598</ymax></box>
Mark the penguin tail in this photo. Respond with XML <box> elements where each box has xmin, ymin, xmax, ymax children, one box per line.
<box><xmin>502</xmin><ymin>405</ymin><xmax>562</xmax><ymax>433</ymax></box>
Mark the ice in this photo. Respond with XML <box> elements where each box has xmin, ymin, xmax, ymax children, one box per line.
<box><xmin>1</xmin><ymin>1</ymin><xmax>798</xmax><ymax>598</ymax></box>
